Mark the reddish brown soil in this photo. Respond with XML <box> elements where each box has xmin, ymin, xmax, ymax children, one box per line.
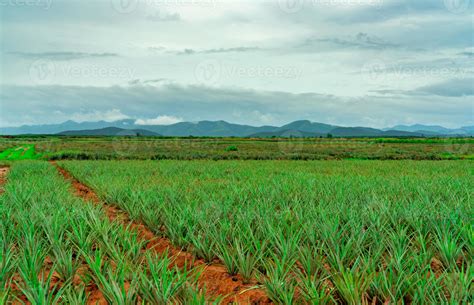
<box><xmin>0</xmin><ymin>166</ymin><xmax>9</xmax><ymax>194</ymax></box>
<box><xmin>52</xmin><ymin>162</ymin><xmax>271</xmax><ymax>304</ymax></box>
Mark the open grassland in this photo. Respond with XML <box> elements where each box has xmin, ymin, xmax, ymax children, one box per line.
<box><xmin>58</xmin><ymin>160</ymin><xmax>473</xmax><ymax>304</ymax></box>
<box><xmin>0</xmin><ymin>162</ymin><xmax>213</xmax><ymax>304</ymax></box>
<box><xmin>0</xmin><ymin>136</ymin><xmax>473</xmax><ymax>160</ymax></box>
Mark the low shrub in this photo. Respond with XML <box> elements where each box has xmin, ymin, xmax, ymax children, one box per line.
<box><xmin>225</xmin><ymin>145</ymin><xmax>238</xmax><ymax>152</ymax></box>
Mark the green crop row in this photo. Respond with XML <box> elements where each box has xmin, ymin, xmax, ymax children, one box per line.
<box><xmin>1</xmin><ymin>136</ymin><xmax>473</xmax><ymax>160</ymax></box>
<box><xmin>0</xmin><ymin>161</ymin><xmax>210</xmax><ymax>304</ymax></box>
<box><xmin>60</xmin><ymin>160</ymin><xmax>473</xmax><ymax>304</ymax></box>
<box><xmin>0</xmin><ymin>145</ymin><xmax>41</xmax><ymax>161</ymax></box>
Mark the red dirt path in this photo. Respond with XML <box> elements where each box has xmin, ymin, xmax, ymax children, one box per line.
<box><xmin>52</xmin><ymin>162</ymin><xmax>271</xmax><ymax>305</ymax></box>
<box><xmin>0</xmin><ymin>166</ymin><xmax>9</xmax><ymax>194</ymax></box>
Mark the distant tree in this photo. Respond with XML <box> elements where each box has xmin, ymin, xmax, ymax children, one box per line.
<box><xmin>327</xmin><ymin>133</ymin><xmax>333</xmax><ymax>138</ymax></box>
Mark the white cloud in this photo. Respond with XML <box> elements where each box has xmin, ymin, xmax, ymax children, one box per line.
<box><xmin>1</xmin><ymin>1</ymin><xmax>472</xmax><ymax>128</ymax></box>
<box><xmin>70</xmin><ymin>109</ymin><xmax>129</xmax><ymax>122</ymax></box>
<box><xmin>135</xmin><ymin>115</ymin><xmax>183</xmax><ymax>125</ymax></box>
<box><xmin>251</xmin><ymin>111</ymin><xmax>275</xmax><ymax>124</ymax></box>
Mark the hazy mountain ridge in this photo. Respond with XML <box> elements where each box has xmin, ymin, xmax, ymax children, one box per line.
<box><xmin>58</xmin><ymin>127</ymin><xmax>161</xmax><ymax>136</ymax></box>
<box><xmin>1</xmin><ymin>120</ymin><xmax>473</xmax><ymax>137</ymax></box>
<box><xmin>386</xmin><ymin>124</ymin><xmax>472</xmax><ymax>135</ymax></box>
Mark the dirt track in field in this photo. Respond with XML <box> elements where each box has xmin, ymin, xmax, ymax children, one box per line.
<box><xmin>0</xmin><ymin>166</ymin><xmax>9</xmax><ymax>194</ymax></box>
<box><xmin>52</xmin><ymin>161</ymin><xmax>271</xmax><ymax>305</ymax></box>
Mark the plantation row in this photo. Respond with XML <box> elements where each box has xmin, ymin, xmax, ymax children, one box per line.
<box><xmin>0</xmin><ymin>162</ymin><xmax>212</xmax><ymax>304</ymax></box>
<box><xmin>1</xmin><ymin>136</ymin><xmax>473</xmax><ymax>160</ymax></box>
<box><xmin>59</xmin><ymin>160</ymin><xmax>473</xmax><ymax>304</ymax></box>
<box><xmin>1</xmin><ymin>160</ymin><xmax>472</xmax><ymax>304</ymax></box>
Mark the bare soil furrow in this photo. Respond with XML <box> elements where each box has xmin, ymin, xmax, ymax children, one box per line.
<box><xmin>0</xmin><ymin>166</ymin><xmax>9</xmax><ymax>194</ymax></box>
<box><xmin>52</xmin><ymin>161</ymin><xmax>271</xmax><ymax>304</ymax></box>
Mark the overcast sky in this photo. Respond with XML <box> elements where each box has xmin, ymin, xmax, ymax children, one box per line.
<box><xmin>0</xmin><ymin>0</ymin><xmax>473</xmax><ymax>128</ymax></box>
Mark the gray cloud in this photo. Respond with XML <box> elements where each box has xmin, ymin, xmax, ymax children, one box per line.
<box><xmin>1</xmin><ymin>83</ymin><xmax>472</xmax><ymax>128</ymax></box>
<box><xmin>458</xmin><ymin>52</ymin><xmax>474</xmax><ymax>58</ymax></box>
<box><xmin>273</xmin><ymin>1</ymin><xmax>472</xmax><ymax>52</ymax></box>
<box><xmin>1</xmin><ymin>0</ymin><xmax>472</xmax><ymax>128</ymax></box>
<box><xmin>8</xmin><ymin>51</ymin><xmax>119</xmax><ymax>61</ymax></box>
<box><xmin>146</xmin><ymin>11</ymin><xmax>180</xmax><ymax>22</ymax></box>
<box><xmin>282</xmin><ymin>0</ymin><xmax>465</xmax><ymax>25</ymax></box>
<box><xmin>300</xmin><ymin>32</ymin><xmax>399</xmax><ymax>51</ymax></box>
<box><xmin>177</xmin><ymin>47</ymin><xmax>261</xmax><ymax>55</ymax></box>
<box><xmin>416</xmin><ymin>78</ymin><xmax>474</xmax><ymax>97</ymax></box>
<box><xmin>372</xmin><ymin>78</ymin><xmax>474</xmax><ymax>97</ymax></box>
<box><xmin>128</xmin><ymin>78</ymin><xmax>172</xmax><ymax>85</ymax></box>
<box><xmin>147</xmin><ymin>46</ymin><xmax>167</xmax><ymax>53</ymax></box>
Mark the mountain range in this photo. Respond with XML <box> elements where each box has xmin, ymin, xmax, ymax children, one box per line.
<box><xmin>1</xmin><ymin>119</ymin><xmax>473</xmax><ymax>137</ymax></box>
<box><xmin>58</xmin><ymin>127</ymin><xmax>161</xmax><ymax>136</ymax></box>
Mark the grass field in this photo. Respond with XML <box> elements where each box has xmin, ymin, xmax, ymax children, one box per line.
<box><xmin>58</xmin><ymin>160</ymin><xmax>473</xmax><ymax>304</ymax></box>
<box><xmin>1</xmin><ymin>162</ymin><xmax>210</xmax><ymax>304</ymax></box>
<box><xmin>0</xmin><ymin>145</ymin><xmax>41</xmax><ymax>161</ymax></box>
<box><xmin>0</xmin><ymin>136</ymin><xmax>473</xmax><ymax>160</ymax></box>
<box><xmin>0</xmin><ymin>139</ymin><xmax>472</xmax><ymax>304</ymax></box>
